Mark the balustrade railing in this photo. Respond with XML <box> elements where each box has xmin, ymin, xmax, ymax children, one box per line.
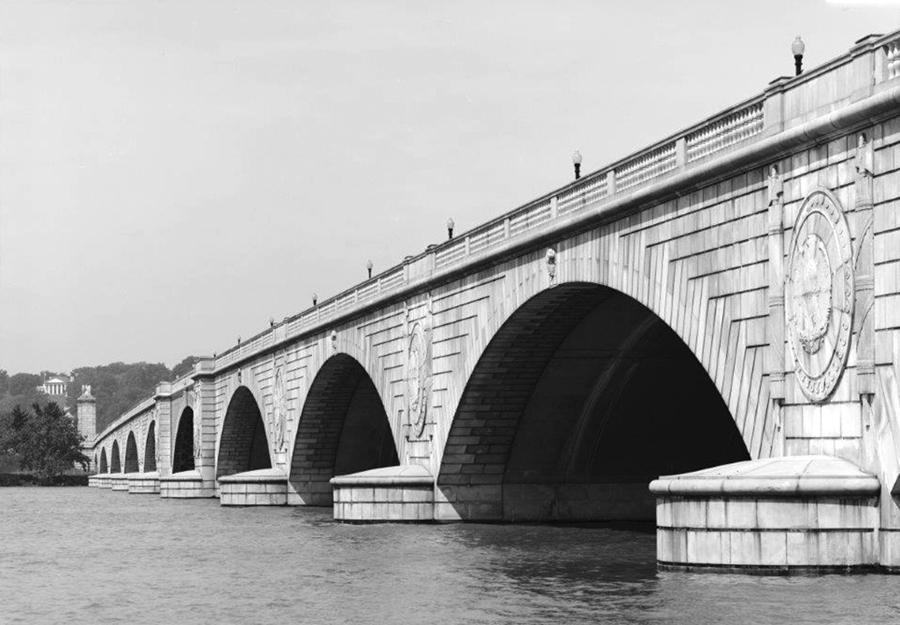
<box><xmin>686</xmin><ymin>102</ymin><xmax>764</xmax><ymax>162</ymax></box>
<box><xmin>508</xmin><ymin>199</ymin><xmax>552</xmax><ymax>237</ymax></box>
<box><xmin>615</xmin><ymin>142</ymin><xmax>677</xmax><ymax>191</ymax></box>
<box><xmin>468</xmin><ymin>221</ymin><xmax>505</xmax><ymax>255</ymax></box>
<box><xmin>557</xmin><ymin>173</ymin><xmax>608</xmax><ymax>216</ymax></box>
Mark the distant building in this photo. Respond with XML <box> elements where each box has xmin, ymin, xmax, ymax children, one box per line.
<box><xmin>37</xmin><ymin>375</ymin><xmax>70</xmax><ymax>397</ymax></box>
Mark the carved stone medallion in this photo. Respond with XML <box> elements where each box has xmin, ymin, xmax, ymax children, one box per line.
<box><xmin>407</xmin><ymin>322</ymin><xmax>428</xmax><ymax>437</ymax></box>
<box><xmin>192</xmin><ymin>388</ymin><xmax>202</xmax><ymax>459</ymax></box>
<box><xmin>270</xmin><ymin>365</ymin><xmax>287</xmax><ymax>452</ymax></box>
<box><xmin>786</xmin><ymin>188</ymin><xmax>854</xmax><ymax>402</ymax></box>
<box><xmin>406</xmin><ymin>296</ymin><xmax>433</xmax><ymax>438</ymax></box>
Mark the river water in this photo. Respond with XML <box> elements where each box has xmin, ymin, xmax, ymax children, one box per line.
<box><xmin>1</xmin><ymin>488</ymin><xmax>898</xmax><ymax>625</ymax></box>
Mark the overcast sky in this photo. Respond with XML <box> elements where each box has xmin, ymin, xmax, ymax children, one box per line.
<box><xmin>1</xmin><ymin>0</ymin><xmax>898</xmax><ymax>374</ymax></box>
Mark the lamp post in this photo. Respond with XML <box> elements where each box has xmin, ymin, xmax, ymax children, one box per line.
<box><xmin>366</xmin><ymin>259</ymin><xmax>373</xmax><ymax>279</ymax></box>
<box><xmin>792</xmin><ymin>36</ymin><xmax>805</xmax><ymax>76</ymax></box>
<box><xmin>447</xmin><ymin>218</ymin><xmax>455</xmax><ymax>240</ymax></box>
<box><xmin>312</xmin><ymin>292</ymin><xmax>317</xmax><ymax>306</ymax></box>
<box><xmin>572</xmin><ymin>150</ymin><xmax>582</xmax><ymax>180</ymax></box>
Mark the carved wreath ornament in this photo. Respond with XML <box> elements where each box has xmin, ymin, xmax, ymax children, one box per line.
<box><xmin>269</xmin><ymin>365</ymin><xmax>287</xmax><ymax>452</ymax></box>
<box><xmin>786</xmin><ymin>188</ymin><xmax>854</xmax><ymax>402</ymax></box>
<box><xmin>406</xmin><ymin>322</ymin><xmax>428</xmax><ymax>437</ymax></box>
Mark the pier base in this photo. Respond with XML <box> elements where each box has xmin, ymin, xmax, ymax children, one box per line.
<box><xmin>331</xmin><ymin>465</ymin><xmax>434</xmax><ymax>522</ymax></box>
<box><xmin>219</xmin><ymin>468</ymin><xmax>287</xmax><ymax>506</ymax></box>
<box><xmin>127</xmin><ymin>471</ymin><xmax>160</xmax><ymax>494</ymax></box>
<box><xmin>650</xmin><ymin>456</ymin><xmax>881</xmax><ymax>573</ymax></box>
<box><xmin>160</xmin><ymin>469</ymin><xmax>214</xmax><ymax>498</ymax></box>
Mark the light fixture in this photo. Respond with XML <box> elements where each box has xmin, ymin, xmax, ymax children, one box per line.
<box><xmin>792</xmin><ymin>36</ymin><xmax>805</xmax><ymax>76</ymax></box>
<box><xmin>447</xmin><ymin>217</ymin><xmax>455</xmax><ymax>240</ymax></box>
<box><xmin>366</xmin><ymin>259</ymin><xmax>373</xmax><ymax>279</ymax></box>
<box><xmin>572</xmin><ymin>150</ymin><xmax>582</xmax><ymax>180</ymax></box>
<box><xmin>312</xmin><ymin>292</ymin><xmax>317</xmax><ymax>306</ymax></box>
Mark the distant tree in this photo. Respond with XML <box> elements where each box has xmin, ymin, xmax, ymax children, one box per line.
<box><xmin>171</xmin><ymin>356</ymin><xmax>200</xmax><ymax>380</ymax></box>
<box><xmin>10</xmin><ymin>402</ymin><xmax>89</xmax><ymax>483</ymax></box>
<box><xmin>0</xmin><ymin>369</ymin><xmax>9</xmax><ymax>396</ymax></box>
<box><xmin>8</xmin><ymin>373</ymin><xmax>41</xmax><ymax>397</ymax></box>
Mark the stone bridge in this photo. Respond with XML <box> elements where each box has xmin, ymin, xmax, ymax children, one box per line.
<box><xmin>85</xmin><ymin>32</ymin><xmax>900</xmax><ymax>573</ymax></box>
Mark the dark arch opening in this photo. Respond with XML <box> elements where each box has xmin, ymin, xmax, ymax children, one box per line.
<box><xmin>438</xmin><ymin>283</ymin><xmax>750</xmax><ymax>522</ymax></box>
<box><xmin>124</xmin><ymin>432</ymin><xmax>139</xmax><ymax>473</ymax></box>
<box><xmin>110</xmin><ymin>440</ymin><xmax>121</xmax><ymax>473</ymax></box>
<box><xmin>144</xmin><ymin>422</ymin><xmax>157</xmax><ymax>472</ymax></box>
<box><xmin>289</xmin><ymin>354</ymin><xmax>400</xmax><ymax>505</ymax></box>
<box><xmin>173</xmin><ymin>407</ymin><xmax>195</xmax><ymax>473</ymax></box>
<box><xmin>216</xmin><ymin>386</ymin><xmax>271</xmax><ymax>480</ymax></box>
<box><xmin>99</xmin><ymin>449</ymin><xmax>108</xmax><ymax>474</ymax></box>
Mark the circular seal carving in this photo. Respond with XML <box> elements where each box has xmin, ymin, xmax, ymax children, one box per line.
<box><xmin>406</xmin><ymin>323</ymin><xmax>428</xmax><ymax>437</ymax></box>
<box><xmin>786</xmin><ymin>188</ymin><xmax>854</xmax><ymax>402</ymax></box>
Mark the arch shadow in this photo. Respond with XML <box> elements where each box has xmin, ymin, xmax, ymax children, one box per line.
<box><xmin>289</xmin><ymin>354</ymin><xmax>399</xmax><ymax>505</ymax></box>
<box><xmin>110</xmin><ymin>440</ymin><xmax>121</xmax><ymax>473</ymax></box>
<box><xmin>173</xmin><ymin>407</ymin><xmax>195</xmax><ymax>473</ymax></box>
<box><xmin>144</xmin><ymin>421</ymin><xmax>157</xmax><ymax>473</ymax></box>
<box><xmin>437</xmin><ymin>282</ymin><xmax>749</xmax><ymax>522</ymax></box>
<box><xmin>216</xmin><ymin>386</ymin><xmax>271</xmax><ymax>480</ymax></box>
<box><xmin>124</xmin><ymin>431</ymin><xmax>139</xmax><ymax>473</ymax></box>
<box><xmin>99</xmin><ymin>448</ymin><xmax>108</xmax><ymax>474</ymax></box>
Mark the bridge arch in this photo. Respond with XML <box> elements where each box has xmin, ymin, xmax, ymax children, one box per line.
<box><xmin>110</xmin><ymin>440</ymin><xmax>121</xmax><ymax>473</ymax></box>
<box><xmin>144</xmin><ymin>421</ymin><xmax>157</xmax><ymax>473</ymax></box>
<box><xmin>216</xmin><ymin>386</ymin><xmax>271</xmax><ymax>480</ymax></box>
<box><xmin>172</xmin><ymin>407</ymin><xmax>195</xmax><ymax>473</ymax></box>
<box><xmin>289</xmin><ymin>353</ymin><xmax>400</xmax><ymax>505</ymax></box>
<box><xmin>436</xmin><ymin>280</ymin><xmax>751</xmax><ymax>521</ymax></box>
<box><xmin>99</xmin><ymin>448</ymin><xmax>108</xmax><ymax>474</ymax></box>
<box><xmin>124</xmin><ymin>431</ymin><xmax>139</xmax><ymax>473</ymax></box>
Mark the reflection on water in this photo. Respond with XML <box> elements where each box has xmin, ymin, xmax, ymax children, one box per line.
<box><xmin>1</xmin><ymin>488</ymin><xmax>898</xmax><ymax>625</ymax></box>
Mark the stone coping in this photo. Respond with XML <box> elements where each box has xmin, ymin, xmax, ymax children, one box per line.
<box><xmin>649</xmin><ymin>456</ymin><xmax>880</xmax><ymax>497</ymax></box>
<box><xmin>330</xmin><ymin>464</ymin><xmax>434</xmax><ymax>486</ymax></box>
<box><xmin>159</xmin><ymin>469</ymin><xmax>203</xmax><ymax>482</ymax></box>
<box><xmin>218</xmin><ymin>468</ymin><xmax>287</xmax><ymax>484</ymax></box>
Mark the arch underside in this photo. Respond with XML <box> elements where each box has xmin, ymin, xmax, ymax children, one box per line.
<box><xmin>124</xmin><ymin>432</ymin><xmax>139</xmax><ymax>473</ymax></box>
<box><xmin>216</xmin><ymin>387</ymin><xmax>271</xmax><ymax>480</ymax></box>
<box><xmin>173</xmin><ymin>408</ymin><xmax>195</xmax><ymax>473</ymax></box>
<box><xmin>438</xmin><ymin>283</ymin><xmax>750</xmax><ymax>522</ymax></box>
<box><xmin>99</xmin><ymin>448</ymin><xmax>108</xmax><ymax>474</ymax></box>
<box><xmin>110</xmin><ymin>441</ymin><xmax>121</xmax><ymax>473</ymax></box>
<box><xmin>289</xmin><ymin>354</ymin><xmax>399</xmax><ymax>505</ymax></box>
<box><xmin>144</xmin><ymin>422</ymin><xmax>157</xmax><ymax>472</ymax></box>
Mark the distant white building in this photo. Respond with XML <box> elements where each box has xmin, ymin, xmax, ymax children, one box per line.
<box><xmin>37</xmin><ymin>375</ymin><xmax>69</xmax><ymax>397</ymax></box>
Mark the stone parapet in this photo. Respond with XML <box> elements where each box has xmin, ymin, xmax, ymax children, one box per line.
<box><xmin>219</xmin><ymin>469</ymin><xmax>287</xmax><ymax>506</ymax></box>
<box><xmin>159</xmin><ymin>469</ymin><xmax>213</xmax><ymax>498</ymax></box>
<box><xmin>331</xmin><ymin>465</ymin><xmax>434</xmax><ymax>522</ymax></box>
<box><xmin>650</xmin><ymin>456</ymin><xmax>883</xmax><ymax>572</ymax></box>
<box><xmin>127</xmin><ymin>471</ymin><xmax>160</xmax><ymax>494</ymax></box>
